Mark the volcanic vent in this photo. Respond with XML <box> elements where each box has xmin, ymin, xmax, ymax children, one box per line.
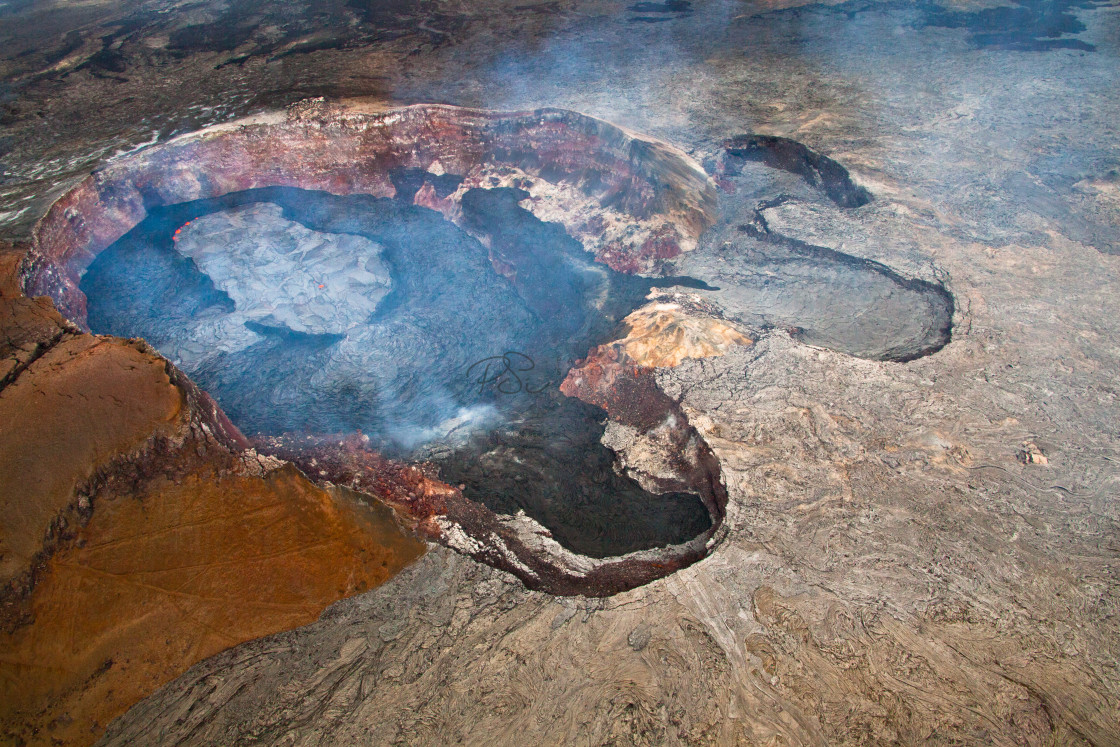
<box><xmin>23</xmin><ymin>101</ymin><xmax>732</xmax><ymax>595</ymax></box>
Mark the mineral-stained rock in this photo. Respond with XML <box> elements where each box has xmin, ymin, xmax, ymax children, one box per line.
<box><xmin>560</xmin><ymin>337</ymin><xmax>728</xmax><ymax>526</ymax></box>
<box><xmin>608</xmin><ymin>293</ymin><xmax>753</xmax><ymax>369</ymax></box>
<box><xmin>0</xmin><ymin>276</ymin><xmax>81</xmax><ymax>389</ymax></box>
<box><xmin>0</xmin><ymin>336</ymin><xmax>186</xmax><ymax>584</ymax></box>
<box><xmin>0</xmin><ymin>243</ymin><xmax>426</xmax><ymax>747</ymax></box>
<box><xmin>0</xmin><ymin>466</ymin><xmax>425</xmax><ymax>747</ymax></box>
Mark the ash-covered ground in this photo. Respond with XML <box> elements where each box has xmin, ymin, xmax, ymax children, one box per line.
<box><xmin>2</xmin><ymin>0</ymin><xmax>1119</xmax><ymax>744</ymax></box>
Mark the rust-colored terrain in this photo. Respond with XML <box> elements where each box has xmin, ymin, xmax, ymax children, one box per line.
<box><xmin>0</xmin><ymin>244</ymin><xmax>425</xmax><ymax>747</ymax></box>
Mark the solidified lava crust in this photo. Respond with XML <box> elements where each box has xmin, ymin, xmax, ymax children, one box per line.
<box><xmin>22</xmin><ymin>101</ymin><xmax>730</xmax><ymax>596</ymax></box>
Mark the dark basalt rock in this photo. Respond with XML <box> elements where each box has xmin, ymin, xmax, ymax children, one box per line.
<box><xmin>722</xmin><ymin>134</ymin><xmax>872</xmax><ymax>209</ymax></box>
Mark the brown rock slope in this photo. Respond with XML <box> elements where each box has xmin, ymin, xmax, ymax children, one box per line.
<box><xmin>0</xmin><ymin>243</ymin><xmax>426</xmax><ymax>747</ymax></box>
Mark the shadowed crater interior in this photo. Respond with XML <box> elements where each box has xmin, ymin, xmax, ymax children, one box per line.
<box><xmin>80</xmin><ymin>184</ymin><xmax>714</xmax><ymax>558</ymax></box>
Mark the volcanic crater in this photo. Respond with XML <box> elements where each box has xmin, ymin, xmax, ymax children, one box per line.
<box><xmin>21</xmin><ymin>100</ymin><xmax>953</xmax><ymax>596</ymax></box>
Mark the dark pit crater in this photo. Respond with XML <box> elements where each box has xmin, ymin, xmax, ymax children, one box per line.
<box><xmin>690</xmin><ymin>138</ymin><xmax>955</xmax><ymax>362</ymax></box>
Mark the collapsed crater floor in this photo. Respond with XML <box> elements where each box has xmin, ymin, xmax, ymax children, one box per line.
<box><xmin>81</xmin><ymin>185</ymin><xmax>714</xmax><ymax>557</ymax></box>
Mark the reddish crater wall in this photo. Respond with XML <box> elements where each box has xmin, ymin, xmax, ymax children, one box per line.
<box><xmin>24</xmin><ymin>101</ymin><xmax>717</xmax><ymax>328</ymax></box>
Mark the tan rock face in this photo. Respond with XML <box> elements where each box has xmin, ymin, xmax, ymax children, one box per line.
<box><xmin>0</xmin><ymin>466</ymin><xmax>425</xmax><ymax>747</ymax></box>
<box><xmin>611</xmin><ymin>300</ymin><xmax>753</xmax><ymax>369</ymax></box>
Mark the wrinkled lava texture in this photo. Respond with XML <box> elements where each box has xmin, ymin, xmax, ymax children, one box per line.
<box><xmin>81</xmin><ymin>184</ymin><xmax>714</xmax><ymax>557</ymax></box>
